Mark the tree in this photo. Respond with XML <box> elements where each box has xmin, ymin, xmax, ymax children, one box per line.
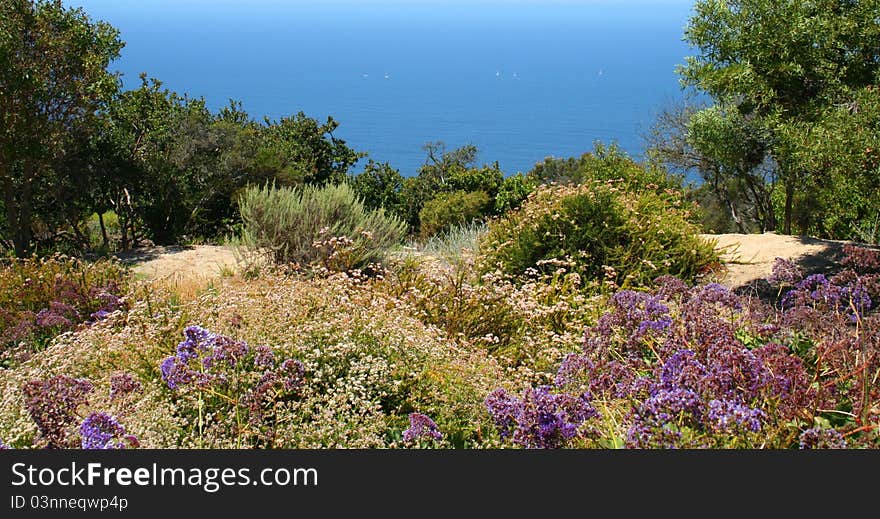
<box><xmin>0</xmin><ymin>0</ymin><xmax>123</xmax><ymax>256</ymax></box>
<box><xmin>348</xmin><ymin>159</ymin><xmax>404</xmax><ymax>215</ymax></box>
<box><xmin>255</xmin><ymin>112</ymin><xmax>363</xmax><ymax>187</ymax></box>
<box><xmin>646</xmin><ymin>100</ymin><xmax>777</xmax><ymax>233</ymax></box>
<box><xmin>680</xmin><ymin>0</ymin><xmax>880</xmax><ymax>235</ymax></box>
<box><xmin>399</xmin><ymin>142</ymin><xmax>503</xmax><ymax>233</ymax></box>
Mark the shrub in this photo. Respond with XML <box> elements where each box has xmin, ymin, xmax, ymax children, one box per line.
<box><xmin>478</xmin><ymin>181</ymin><xmax>719</xmax><ymax>288</ymax></box>
<box><xmin>238</xmin><ymin>182</ymin><xmax>406</xmax><ymax>270</ymax></box>
<box><xmin>527</xmin><ymin>142</ymin><xmax>680</xmax><ymax>191</ymax></box>
<box><xmin>418</xmin><ymin>190</ymin><xmax>491</xmax><ymax>240</ymax></box>
<box><xmin>0</xmin><ymin>272</ymin><xmax>504</xmax><ymax>448</ymax></box>
<box><xmin>486</xmin><ymin>265</ymin><xmax>880</xmax><ymax>449</ymax></box>
<box><xmin>494</xmin><ymin>173</ymin><xmax>536</xmax><ymax>214</ymax></box>
<box><xmin>0</xmin><ymin>255</ymin><xmax>129</xmax><ymax>366</ymax></box>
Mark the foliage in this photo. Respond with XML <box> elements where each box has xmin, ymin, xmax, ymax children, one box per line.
<box><xmin>0</xmin><ymin>255</ymin><xmax>129</xmax><ymax>367</ymax></box>
<box><xmin>646</xmin><ymin>100</ymin><xmax>777</xmax><ymax>233</ymax></box>
<box><xmin>679</xmin><ymin>0</ymin><xmax>880</xmax><ymax>237</ymax></box>
<box><xmin>494</xmin><ymin>173</ymin><xmax>536</xmax><ymax>214</ymax></box>
<box><xmin>527</xmin><ymin>143</ymin><xmax>681</xmax><ymax>191</ymax></box>
<box><xmin>3</xmin><ymin>241</ymin><xmax>879</xmax><ymax>449</ymax></box>
<box><xmin>398</xmin><ymin>142</ymin><xmax>504</xmax><ymax>234</ymax></box>
<box><xmin>238</xmin><ymin>182</ymin><xmax>406</xmax><ymax>270</ymax></box>
<box><xmin>255</xmin><ymin>112</ymin><xmax>363</xmax><ymax>187</ymax></box>
<box><xmin>418</xmin><ymin>190</ymin><xmax>491</xmax><ymax>240</ymax></box>
<box><xmin>0</xmin><ymin>0</ymin><xmax>124</xmax><ymax>257</ymax></box>
<box><xmin>0</xmin><ymin>272</ymin><xmax>505</xmax><ymax>448</ymax></box>
<box><xmin>348</xmin><ymin>160</ymin><xmax>405</xmax><ymax>216</ymax></box>
<box><xmin>479</xmin><ymin>181</ymin><xmax>718</xmax><ymax>289</ymax></box>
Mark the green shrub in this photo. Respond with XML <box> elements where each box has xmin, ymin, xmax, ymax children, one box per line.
<box><xmin>238</xmin><ymin>182</ymin><xmax>407</xmax><ymax>270</ymax></box>
<box><xmin>494</xmin><ymin>173</ymin><xmax>536</xmax><ymax>214</ymax></box>
<box><xmin>478</xmin><ymin>181</ymin><xmax>719</xmax><ymax>288</ymax></box>
<box><xmin>527</xmin><ymin>142</ymin><xmax>681</xmax><ymax>191</ymax></box>
<box><xmin>418</xmin><ymin>190</ymin><xmax>491</xmax><ymax>240</ymax></box>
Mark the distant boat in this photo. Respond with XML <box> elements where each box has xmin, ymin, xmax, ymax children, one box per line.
<box><xmin>384</xmin><ymin>73</ymin><xmax>391</xmax><ymax>79</ymax></box>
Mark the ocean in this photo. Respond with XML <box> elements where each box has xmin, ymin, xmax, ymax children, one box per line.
<box><xmin>65</xmin><ymin>0</ymin><xmax>698</xmax><ymax>177</ymax></box>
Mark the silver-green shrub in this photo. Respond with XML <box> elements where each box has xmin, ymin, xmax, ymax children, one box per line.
<box><xmin>239</xmin><ymin>183</ymin><xmax>407</xmax><ymax>269</ymax></box>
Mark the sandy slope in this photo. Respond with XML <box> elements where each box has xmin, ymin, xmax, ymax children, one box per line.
<box><xmin>115</xmin><ymin>233</ymin><xmax>856</xmax><ymax>289</ymax></box>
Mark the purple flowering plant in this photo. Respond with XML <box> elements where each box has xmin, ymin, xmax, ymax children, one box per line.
<box><xmin>0</xmin><ymin>256</ymin><xmax>129</xmax><ymax>366</ymax></box>
<box><xmin>485</xmin><ymin>246</ymin><xmax>880</xmax><ymax>448</ymax></box>
<box><xmin>159</xmin><ymin>326</ymin><xmax>306</xmax><ymax>447</ymax></box>
<box><xmin>401</xmin><ymin>412</ymin><xmax>444</xmax><ymax>446</ymax></box>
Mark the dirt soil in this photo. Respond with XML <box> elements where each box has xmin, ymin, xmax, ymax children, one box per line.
<box><xmin>700</xmin><ymin>232</ymin><xmax>853</xmax><ymax>289</ymax></box>
<box><xmin>115</xmin><ymin>233</ymin><xmax>857</xmax><ymax>289</ymax></box>
<box><xmin>115</xmin><ymin>245</ymin><xmax>239</xmax><ymax>282</ymax></box>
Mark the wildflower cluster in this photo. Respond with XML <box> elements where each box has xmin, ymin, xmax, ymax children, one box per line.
<box><xmin>80</xmin><ymin>412</ymin><xmax>139</xmax><ymax>449</ymax></box>
<box><xmin>485</xmin><ymin>386</ymin><xmax>598</xmax><ymax>448</ymax></box>
<box><xmin>160</xmin><ymin>326</ymin><xmax>306</xmax><ymax>447</ymax></box>
<box><xmin>484</xmin><ymin>251</ymin><xmax>880</xmax><ymax>448</ymax></box>
<box><xmin>19</xmin><ymin>374</ymin><xmax>138</xmax><ymax>449</ymax></box>
<box><xmin>0</xmin><ymin>256</ymin><xmax>128</xmax><ymax>366</ymax></box>
<box><xmin>402</xmin><ymin>412</ymin><xmax>443</xmax><ymax>445</ymax></box>
<box><xmin>22</xmin><ymin>375</ymin><xmax>94</xmax><ymax>448</ymax></box>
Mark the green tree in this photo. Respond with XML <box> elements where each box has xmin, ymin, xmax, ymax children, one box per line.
<box><xmin>0</xmin><ymin>0</ymin><xmax>123</xmax><ymax>256</ymax></box>
<box><xmin>680</xmin><ymin>0</ymin><xmax>880</xmax><ymax>235</ymax></box>
<box><xmin>348</xmin><ymin>159</ymin><xmax>404</xmax><ymax>215</ymax></box>
<box><xmin>399</xmin><ymin>142</ymin><xmax>503</xmax><ymax>232</ymax></box>
<box><xmin>418</xmin><ymin>189</ymin><xmax>491</xmax><ymax>240</ymax></box>
<box><xmin>255</xmin><ymin>112</ymin><xmax>363</xmax><ymax>187</ymax></box>
<box><xmin>646</xmin><ymin>101</ymin><xmax>776</xmax><ymax>233</ymax></box>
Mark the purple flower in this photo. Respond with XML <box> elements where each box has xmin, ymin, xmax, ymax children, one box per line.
<box><xmin>658</xmin><ymin>349</ymin><xmax>706</xmax><ymax>392</ymax></box>
<box><xmin>586</xmin><ymin>290</ymin><xmax>674</xmax><ymax>357</ymax></box>
<box><xmin>484</xmin><ymin>388</ymin><xmax>519</xmax><ymax>439</ymax></box>
<box><xmin>160</xmin><ymin>355</ymin><xmax>187</xmax><ymax>390</ymax></box>
<box><xmin>653</xmin><ymin>275</ymin><xmax>690</xmax><ymax>299</ymax></box>
<box><xmin>691</xmin><ymin>283</ymin><xmax>742</xmax><ymax>310</ymax></box>
<box><xmin>486</xmin><ymin>386</ymin><xmax>598</xmax><ymax>449</ymax></box>
<box><xmin>35</xmin><ymin>301</ymin><xmax>80</xmax><ymax>329</ymax></box>
<box><xmin>201</xmin><ymin>335</ymin><xmax>249</xmax><ymax>370</ymax></box>
<box><xmin>799</xmin><ymin>427</ymin><xmax>847</xmax><ymax>449</ymax></box>
<box><xmin>402</xmin><ymin>413</ymin><xmax>443</xmax><ymax>443</ymax></box>
<box><xmin>22</xmin><ymin>375</ymin><xmax>94</xmax><ymax>448</ymax></box>
<box><xmin>554</xmin><ymin>353</ymin><xmax>595</xmax><ymax>387</ymax></box>
<box><xmin>637</xmin><ymin>388</ymin><xmax>702</xmax><ymax>424</ymax></box>
<box><xmin>626</xmin><ymin>388</ymin><xmax>702</xmax><ymax>449</ymax></box>
<box><xmin>768</xmin><ymin>257</ymin><xmax>803</xmax><ymax>285</ymax></box>
<box><xmin>80</xmin><ymin>413</ymin><xmax>135</xmax><ymax>449</ymax></box>
<box><xmin>706</xmin><ymin>399</ymin><xmax>764</xmax><ymax>433</ymax></box>
<box><xmin>253</xmin><ymin>345</ymin><xmax>276</xmax><ymax>369</ymax></box>
<box><xmin>0</xmin><ymin>439</ymin><xmax>9</xmax><ymax>449</ymax></box>
<box><xmin>109</xmin><ymin>372</ymin><xmax>142</xmax><ymax>400</ymax></box>
<box><xmin>278</xmin><ymin>359</ymin><xmax>305</xmax><ymax>392</ymax></box>
<box><xmin>89</xmin><ymin>309</ymin><xmax>111</xmax><ymax>321</ymax></box>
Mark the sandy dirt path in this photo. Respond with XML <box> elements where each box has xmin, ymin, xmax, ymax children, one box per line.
<box><xmin>700</xmin><ymin>232</ymin><xmax>852</xmax><ymax>288</ymax></box>
<box><xmin>115</xmin><ymin>245</ymin><xmax>239</xmax><ymax>282</ymax></box>
<box><xmin>115</xmin><ymin>233</ymin><xmax>858</xmax><ymax>290</ymax></box>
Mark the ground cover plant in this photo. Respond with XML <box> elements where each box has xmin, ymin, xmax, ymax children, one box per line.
<box><xmin>0</xmin><ymin>240</ymin><xmax>877</xmax><ymax>449</ymax></box>
<box><xmin>0</xmin><ymin>255</ymin><xmax>129</xmax><ymax>368</ymax></box>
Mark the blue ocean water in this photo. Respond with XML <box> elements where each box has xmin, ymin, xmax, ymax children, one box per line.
<box><xmin>66</xmin><ymin>0</ymin><xmax>697</xmax><ymax>177</ymax></box>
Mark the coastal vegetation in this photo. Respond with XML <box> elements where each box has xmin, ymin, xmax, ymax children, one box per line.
<box><xmin>0</xmin><ymin>0</ymin><xmax>878</xmax><ymax>449</ymax></box>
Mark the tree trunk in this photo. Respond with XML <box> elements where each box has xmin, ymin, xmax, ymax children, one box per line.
<box><xmin>783</xmin><ymin>182</ymin><xmax>794</xmax><ymax>235</ymax></box>
<box><xmin>3</xmin><ymin>167</ymin><xmax>34</xmax><ymax>258</ymax></box>
<box><xmin>98</xmin><ymin>211</ymin><xmax>109</xmax><ymax>248</ymax></box>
